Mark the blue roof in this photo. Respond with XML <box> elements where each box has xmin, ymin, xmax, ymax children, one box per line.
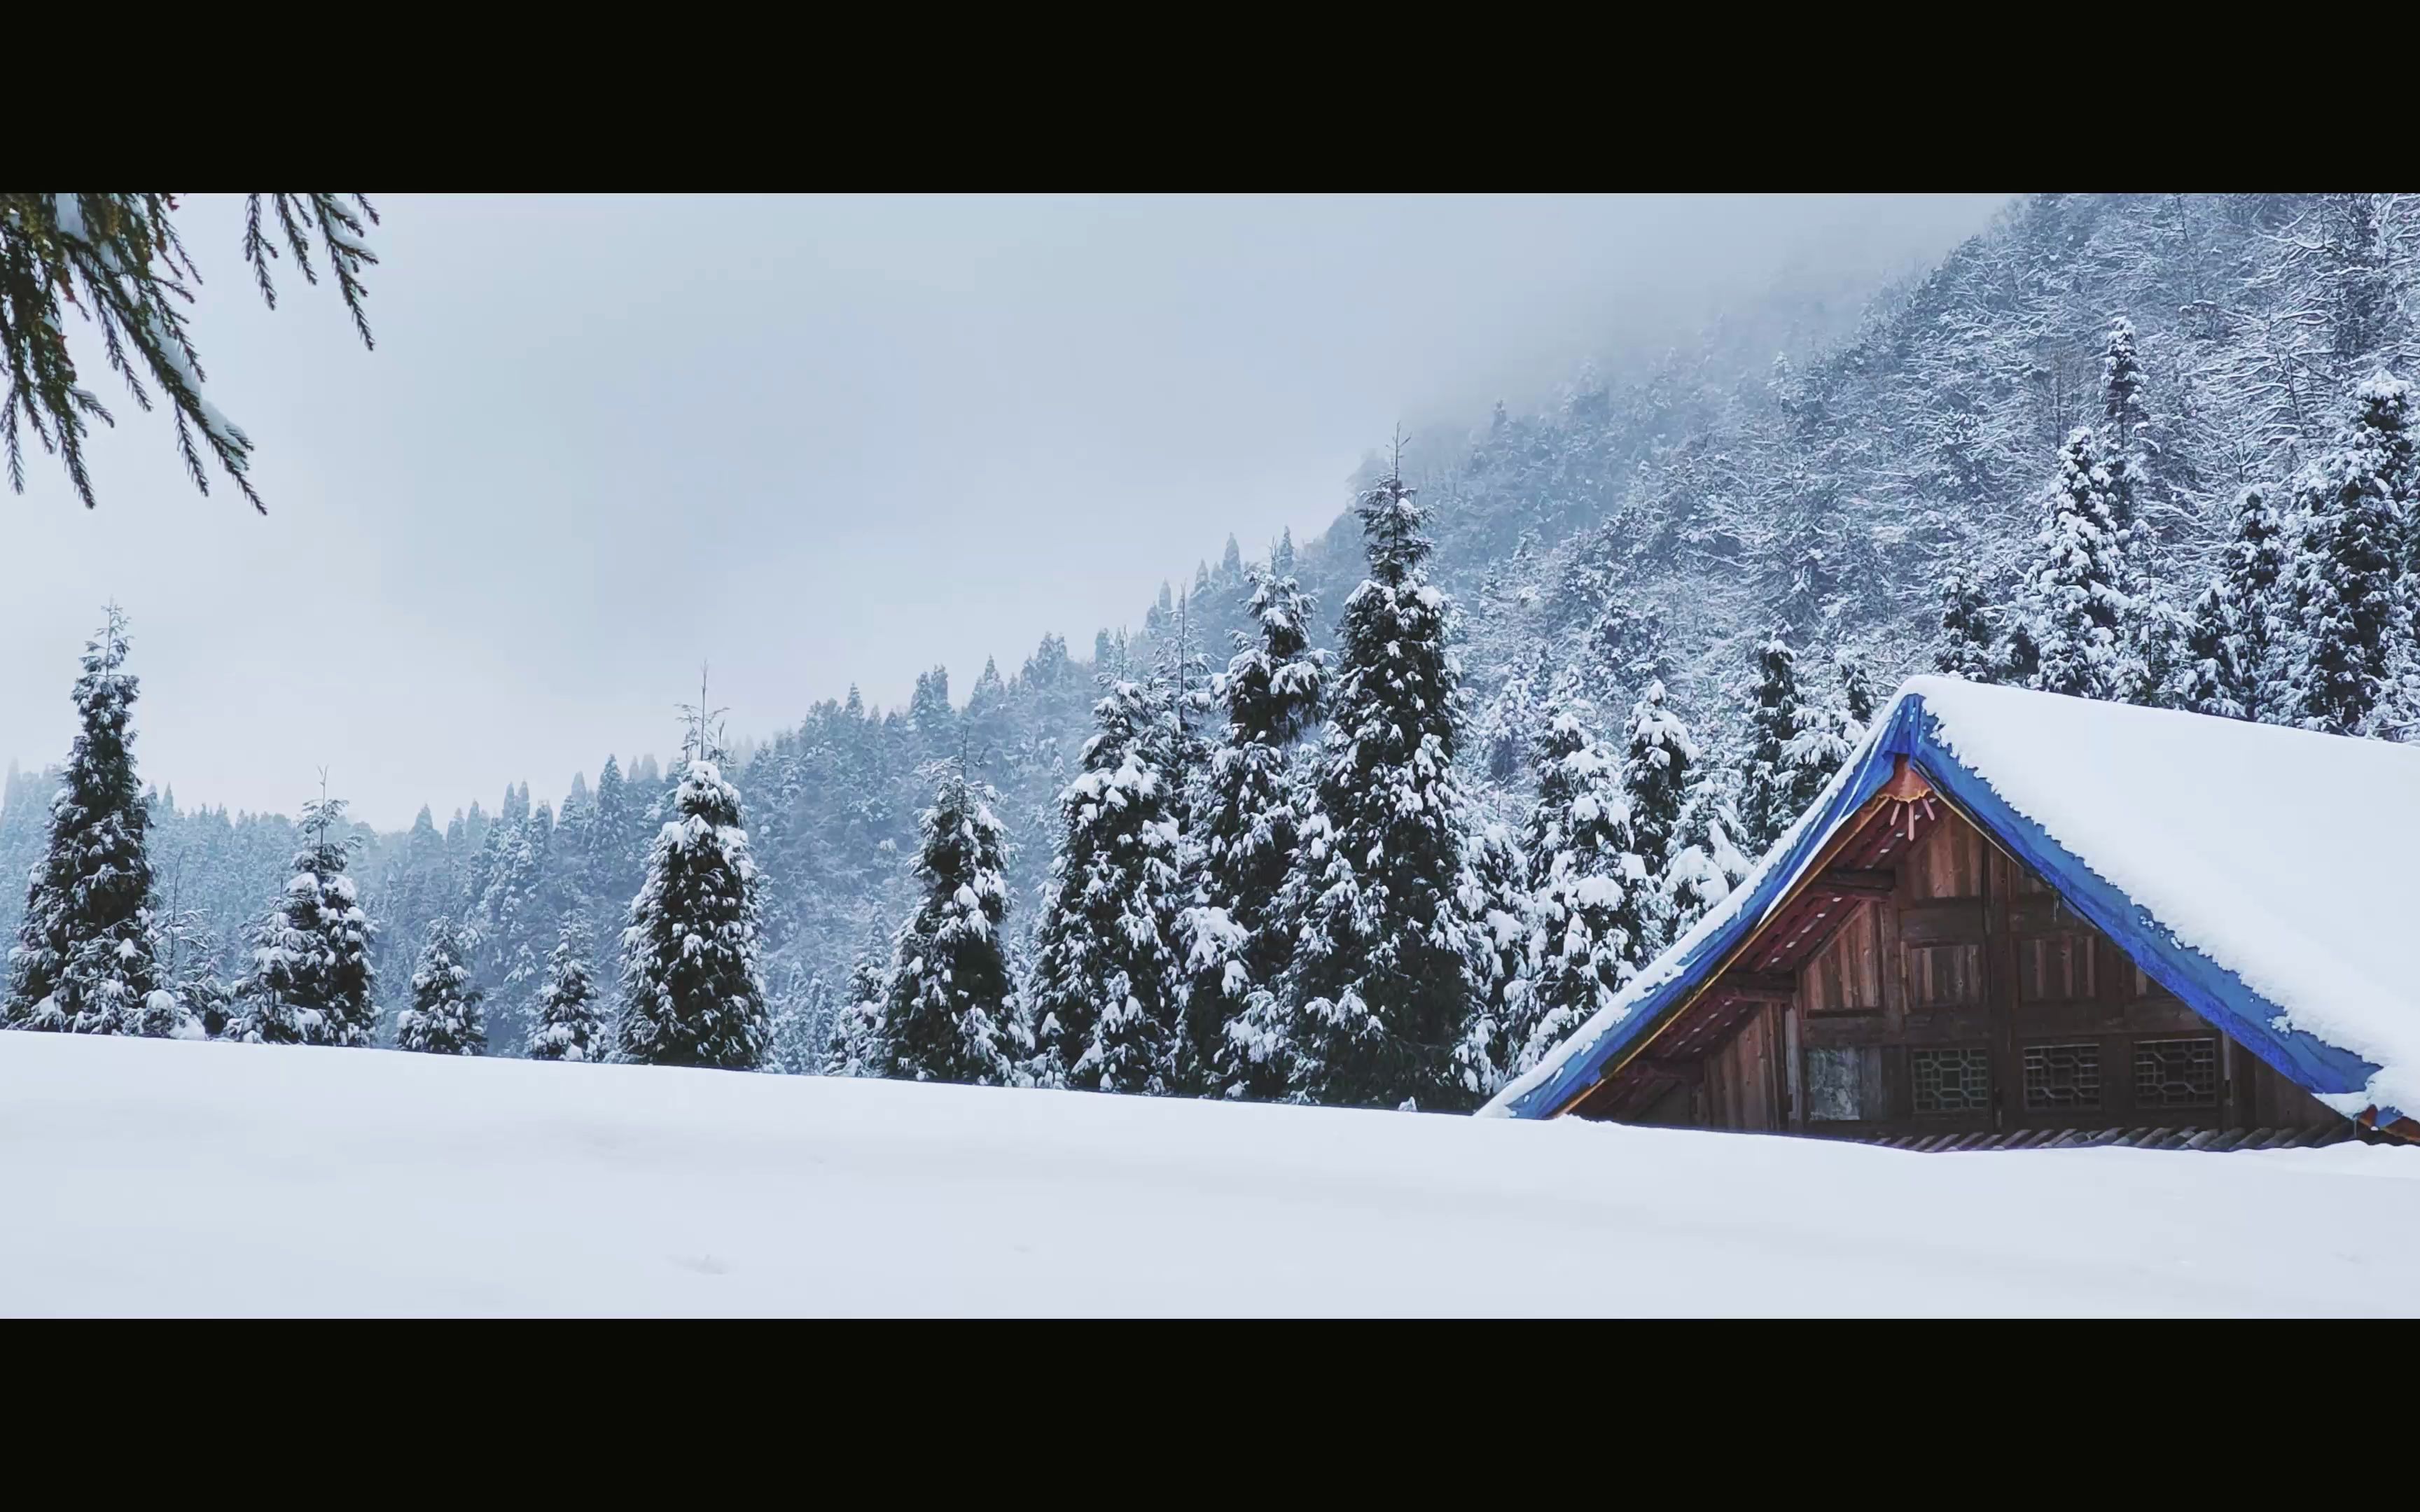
<box><xmin>1487</xmin><ymin>684</ymin><xmax>2400</xmax><ymax>1128</ymax></box>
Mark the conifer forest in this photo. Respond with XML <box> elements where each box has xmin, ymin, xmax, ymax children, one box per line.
<box><xmin>10</xmin><ymin>192</ymin><xmax>2420</xmax><ymax>1116</ymax></box>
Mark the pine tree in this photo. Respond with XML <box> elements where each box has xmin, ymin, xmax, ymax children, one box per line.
<box><xmin>1738</xmin><ymin>634</ymin><xmax>1833</xmax><ymax>856</ymax></box>
<box><xmin>2019</xmin><ymin>428</ymin><xmax>2134</xmax><ymax>701</ymax></box>
<box><xmin>2</xmin><ymin>193</ymin><xmax>377</xmax><ymax>512</ymax></box>
<box><xmin>1505</xmin><ymin>703</ymin><xmax>1656</xmax><ymax>1077</ymax></box>
<box><xmin>764</xmin><ymin>968</ymin><xmax>835</xmax><ymax>1076</ymax></box>
<box><xmin>2101</xmin><ymin>316</ymin><xmax>2148</xmax><ymax>464</ymax></box>
<box><xmin>1834</xmin><ymin>651</ymin><xmax>1878</xmax><ymax>729</ymax></box>
<box><xmin>2098</xmin><ymin>316</ymin><xmax>2155</xmax><ymax>539</ymax></box>
<box><xmin>908</xmin><ymin>666</ymin><xmax>956</xmax><ymax>760</ymax></box>
<box><xmin>396</xmin><ymin>918</ymin><xmax>485</xmax><ymax>1056</ymax></box>
<box><xmin>612</xmin><ymin>753</ymin><xmax>770</xmax><ymax>1070</ymax></box>
<box><xmin>2175</xmin><ymin>488</ymin><xmax>2289</xmax><ymax>720</ymax></box>
<box><xmin>1176</xmin><ymin>568</ymin><xmax>1326</xmax><ymax>1098</ymax></box>
<box><xmin>2280</xmin><ymin>375</ymin><xmax>2416</xmax><ymax>736</ymax></box>
<box><xmin>474</xmin><ymin>795</ymin><xmax>557</xmax><ymax>1052</ymax></box>
<box><xmin>525</xmin><ymin>916</ymin><xmax>604</xmax><ymax>1062</ymax></box>
<box><xmin>1277</xmin><ymin>461</ymin><xmax>1486</xmax><ymax>1111</ymax></box>
<box><xmin>824</xmin><ymin>953</ymin><xmax>891</xmax><ymax>1077</ymax></box>
<box><xmin>3</xmin><ymin>607</ymin><xmax>176</xmax><ymax>1036</ymax></box>
<box><xmin>1028</xmin><ymin>681</ymin><xmax>1185</xmax><ymax>1094</ymax></box>
<box><xmin>1935</xmin><ymin>558</ymin><xmax>2002</xmax><ymax>682</ymax></box>
<box><xmin>225</xmin><ymin>792</ymin><xmax>377</xmax><ymax>1046</ymax></box>
<box><xmin>1664</xmin><ymin>764</ymin><xmax>1752</xmax><ymax>937</ymax></box>
<box><xmin>1478</xmin><ymin>646</ymin><xmax>1553</xmax><ymax>784</ymax></box>
<box><xmin>1618</xmin><ymin>679</ymin><xmax>1695</xmax><ymax>948</ymax></box>
<box><xmin>879</xmin><ymin>765</ymin><xmax>1017</xmax><ymax>1086</ymax></box>
<box><xmin>1456</xmin><ymin>818</ymin><xmax>1534</xmax><ymax>1096</ymax></box>
<box><xmin>581</xmin><ymin>754</ymin><xmax>637</xmax><ymax>907</ymax></box>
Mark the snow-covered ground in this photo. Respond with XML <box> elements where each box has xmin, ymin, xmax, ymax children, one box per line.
<box><xmin>4</xmin><ymin>1032</ymin><xmax>2414</xmax><ymax>1316</ymax></box>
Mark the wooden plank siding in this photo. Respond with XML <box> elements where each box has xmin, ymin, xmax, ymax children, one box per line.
<box><xmin>1610</xmin><ymin>796</ymin><xmax>2353</xmax><ymax>1145</ymax></box>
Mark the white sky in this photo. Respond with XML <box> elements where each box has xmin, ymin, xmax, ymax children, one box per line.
<box><xmin>3</xmin><ymin>193</ymin><xmax>2008</xmax><ymax>828</ymax></box>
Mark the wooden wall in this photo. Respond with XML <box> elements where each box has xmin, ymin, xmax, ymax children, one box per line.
<box><xmin>1685</xmin><ymin>804</ymin><xmax>2345</xmax><ymax>1140</ymax></box>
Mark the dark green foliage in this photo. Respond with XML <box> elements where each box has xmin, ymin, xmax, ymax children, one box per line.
<box><xmin>527</xmin><ymin>916</ymin><xmax>604</xmax><ymax>1062</ymax></box>
<box><xmin>396</xmin><ymin>917</ymin><xmax>485</xmax><ymax>1056</ymax></box>
<box><xmin>879</xmin><ymin>766</ymin><xmax>1018</xmax><ymax>1086</ymax></box>
<box><xmin>2</xmin><ymin>193</ymin><xmax>377</xmax><ymax>510</ymax></box>
<box><xmin>3</xmin><ymin>608</ymin><xmax>169</xmax><ymax>1035</ymax></box>
<box><xmin>1277</xmin><ymin>465</ymin><xmax>1485</xmax><ymax>1111</ymax></box>
<box><xmin>1028</xmin><ymin>682</ymin><xmax>1185</xmax><ymax>1093</ymax></box>
<box><xmin>1179</xmin><ymin>568</ymin><xmax>1325</xmax><ymax>1098</ymax></box>
<box><xmin>226</xmin><ymin>794</ymin><xmax>377</xmax><ymax>1046</ymax></box>
<box><xmin>612</xmin><ymin>759</ymin><xmax>769</xmax><ymax>1070</ymax></box>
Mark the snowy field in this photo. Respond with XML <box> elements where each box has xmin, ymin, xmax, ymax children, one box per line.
<box><xmin>4</xmin><ymin>1032</ymin><xmax>2415</xmax><ymax>1316</ymax></box>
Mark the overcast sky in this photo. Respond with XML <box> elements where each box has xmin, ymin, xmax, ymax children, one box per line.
<box><xmin>4</xmin><ymin>193</ymin><xmax>2008</xmax><ymax>829</ymax></box>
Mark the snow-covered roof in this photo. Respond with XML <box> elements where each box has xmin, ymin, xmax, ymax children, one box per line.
<box><xmin>4</xmin><ymin>1030</ymin><xmax>2418</xmax><ymax>1315</ymax></box>
<box><xmin>1487</xmin><ymin>676</ymin><xmax>2420</xmax><ymax>1133</ymax></box>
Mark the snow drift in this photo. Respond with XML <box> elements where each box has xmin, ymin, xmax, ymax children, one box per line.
<box><xmin>3</xmin><ymin>1032</ymin><xmax>2414</xmax><ymax>1316</ymax></box>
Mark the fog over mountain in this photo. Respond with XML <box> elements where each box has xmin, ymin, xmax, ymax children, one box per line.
<box><xmin>3</xmin><ymin>193</ymin><xmax>2005</xmax><ymax>826</ymax></box>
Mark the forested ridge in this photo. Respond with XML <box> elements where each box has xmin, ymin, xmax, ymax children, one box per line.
<box><xmin>10</xmin><ymin>194</ymin><xmax>2416</xmax><ymax>1110</ymax></box>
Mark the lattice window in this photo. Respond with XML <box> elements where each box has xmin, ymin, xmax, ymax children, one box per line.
<box><xmin>2134</xmin><ymin>1038</ymin><xmax>2219</xmax><ymax>1108</ymax></box>
<box><xmin>1911</xmin><ymin>1047</ymin><xmax>1990</xmax><ymax>1114</ymax></box>
<box><xmin>1906</xmin><ymin>943</ymin><xmax>1982</xmax><ymax>1008</ymax></box>
<box><xmin>2022</xmin><ymin>1042</ymin><xmax>2101</xmax><ymax>1112</ymax></box>
<box><xmin>2018</xmin><ymin>932</ymin><xmax>2097</xmax><ymax>1003</ymax></box>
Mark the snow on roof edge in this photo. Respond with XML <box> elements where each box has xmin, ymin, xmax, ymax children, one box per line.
<box><xmin>1479</xmin><ymin>695</ymin><xmax>1902</xmax><ymax>1118</ymax></box>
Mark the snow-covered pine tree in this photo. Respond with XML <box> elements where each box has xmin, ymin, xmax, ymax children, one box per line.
<box><xmin>1618</xmin><ymin>679</ymin><xmax>1695</xmax><ymax>951</ymax></box>
<box><xmin>1277</xmin><ymin>461</ymin><xmax>1487</xmax><ymax>1111</ymax></box>
<box><xmin>1504</xmin><ymin>701</ymin><xmax>1656</xmax><ymax>1077</ymax></box>
<box><xmin>1664</xmin><ymin>763</ymin><xmax>1752</xmax><ymax>937</ymax></box>
<box><xmin>1027</xmin><ymin>680</ymin><xmax>1185</xmax><ymax>1094</ymax></box>
<box><xmin>2018</xmin><ymin>428</ymin><xmax>2134</xmax><ymax>702</ymax></box>
<box><xmin>154</xmin><ymin>894</ymin><xmax>231</xmax><ymax>1040</ymax></box>
<box><xmin>1176</xmin><ymin>567</ymin><xmax>1326</xmax><ymax>1099</ymax></box>
<box><xmin>879</xmin><ymin>764</ymin><xmax>1017</xmax><ymax>1086</ymax></box>
<box><xmin>2</xmin><ymin>607</ymin><xmax>176</xmax><ymax>1037</ymax></box>
<box><xmin>824</xmin><ymin>952</ymin><xmax>891</xmax><ymax>1078</ymax></box>
<box><xmin>2099</xmin><ymin>316</ymin><xmax>2153</xmax><ymax>549</ymax></box>
<box><xmin>1833</xmin><ymin>651</ymin><xmax>1878</xmax><ymax>730</ymax></box>
<box><xmin>395</xmin><ymin>917</ymin><xmax>485</xmax><ymax>1056</ymax></box>
<box><xmin>1737</xmin><ymin>634</ymin><xmax>1832</xmax><ymax>857</ymax></box>
<box><xmin>762</xmin><ymin>970</ymin><xmax>835</xmax><ymax>1076</ymax></box>
<box><xmin>2092</xmin><ymin>325</ymin><xmax>2174</xmax><ymax>706</ymax></box>
<box><xmin>611</xmin><ymin>753</ymin><xmax>770</xmax><ymax>1070</ymax></box>
<box><xmin>2175</xmin><ymin>488</ymin><xmax>2289</xmax><ymax>720</ymax></box>
<box><xmin>225</xmin><ymin>792</ymin><xmax>377</xmax><ymax>1046</ymax></box>
<box><xmin>2102</xmin><ymin>316</ymin><xmax>2149</xmax><ymax>468</ymax></box>
<box><xmin>1477</xmin><ymin>645</ymin><xmax>1553</xmax><ymax>784</ymax></box>
<box><xmin>474</xmin><ymin>795</ymin><xmax>557</xmax><ymax>1053</ymax></box>
<box><xmin>908</xmin><ymin>665</ymin><xmax>956</xmax><ymax>760</ymax></box>
<box><xmin>2279</xmin><ymin>375</ymin><xmax>2416</xmax><ymax>736</ymax></box>
<box><xmin>1935</xmin><ymin>558</ymin><xmax>2002</xmax><ymax>682</ymax></box>
<box><xmin>525</xmin><ymin>916</ymin><xmax>604</xmax><ymax>1062</ymax></box>
<box><xmin>1456</xmin><ymin>816</ymin><xmax>1532</xmax><ymax>1096</ymax></box>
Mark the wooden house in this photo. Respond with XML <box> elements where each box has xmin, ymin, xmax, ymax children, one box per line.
<box><xmin>1484</xmin><ymin>678</ymin><xmax>2420</xmax><ymax>1151</ymax></box>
